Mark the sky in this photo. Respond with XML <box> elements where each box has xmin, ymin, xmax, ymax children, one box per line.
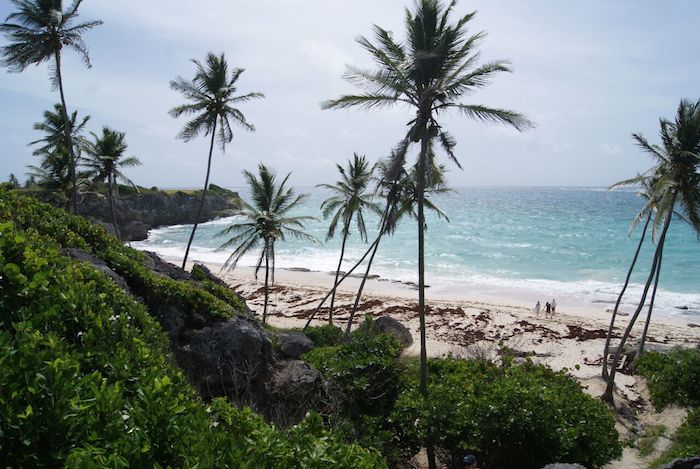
<box><xmin>0</xmin><ymin>0</ymin><xmax>699</xmax><ymax>189</ymax></box>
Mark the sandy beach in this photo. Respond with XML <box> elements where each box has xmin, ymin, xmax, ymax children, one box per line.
<box><xmin>187</xmin><ymin>261</ymin><xmax>699</xmax><ymax>468</ymax></box>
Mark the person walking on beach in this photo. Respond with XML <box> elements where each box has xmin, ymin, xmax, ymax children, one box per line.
<box><xmin>551</xmin><ymin>298</ymin><xmax>557</xmax><ymax>315</ymax></box>
<box><xmin>545</xmin><ymin>301</ymin><xmax>551</xmax><ymax>318</ymax></box>
<box><xmin>535</xmin><ymin>300</ymin><xmax>541</xmax><ymax>317</ymax></box>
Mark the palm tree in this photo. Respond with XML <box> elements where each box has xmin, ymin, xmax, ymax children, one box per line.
<box><xmin>170</xmin><ymin>52</ymin><xmax>264</xmax><ymax>270</ymax></box>
<box><xmin>322</xmin><ymin>4</ymin><xmax>530</xmax><ymax>462</ymax></box>
<box><xmin>603</xmin><ymin>99</ymin><xmax>700</xmax><ymax>404</ymax></box>
<box><xmin>601</xmin><ymin>173</ymin><xmax>658</xmax><ymax>381</ymax></box>
<box><xmin>217</xmin><ymin>164</ymin><xmax>317</xmax><ymax>324</ymax></box>
<box><xmin>28</xmin><ymin>103</ymin><xmax>89</xmax><ymax>204</ymax></box>
<box><xmin>82</xmin><ymin>127</ymin><xmax>141</xmax><ymax>240</ymax></box>
<box><xmin>318</xmin><ymin>153</ymin><xmax>381</xmax><ymax>324</ymax></box>
<box><xmin>1</xmin><ymin>0</ymin><xmax>102</xmax><ymax>214</ymax></box>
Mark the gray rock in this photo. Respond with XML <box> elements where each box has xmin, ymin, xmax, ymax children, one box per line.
<box><xmin>657</xmin><ymin>456</ymin><xmax>700</xmax><ymax>469</ymax></box>
<box><xmin>373</xmin><ymin>315</ymin><xmax>413</xmax><ymax>347</ymax></box>
<box><xmin>266</xmin><ymin>359</ymin><xmax>324</xmax><ymax>425</ymax></box>
<box><xmin>142</xmin><ymin>251</ymin><xmax>191</xmax><ymax>281</ymax></box>
<box><xmin>121</xmin><ymin>220</ymin><xmax>151</xmax><ymax>241</ymax></box>
<box><xmin>62</xmin><ymin>248</ymin><xmax>130</xmax><ymax>294</ymax></box>
<box><xmin>192</xmin><ymin>262</ymin><xmax>228</xmax><ymax>286</ymax></box>
<box><xmin>178</xmin><ymin>317</ymin><xmax>273</xmax><ymax>400</ymax></box>
<box><xmin>278</xmin><ymin>332</ymin><xmax>314</xmax><ymax>359</ymax></box>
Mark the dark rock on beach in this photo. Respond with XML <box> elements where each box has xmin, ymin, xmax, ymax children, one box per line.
<box><xmin>657</xmin><ymin>456</ymin><xmax>700</xmax><ymax>469</ymax></box>
<box><xmin>277</xmin><ymin>332</ymin><xmax>314</xmax><ymax>359</ymax></box>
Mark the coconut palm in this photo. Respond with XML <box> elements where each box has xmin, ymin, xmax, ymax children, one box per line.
<box><xmin>601</xmin><ymin>172</ymin><xmax>659</xmax><ymax>381</ymax></box>
<box><xmin>322</xmin><ymin>4</ymin><xmax>530</xmax><ymax>460</ymax></box>
<box><xmin>217</xmin><ymin>163</ymin><xmax>317</xmax><ymax>324</ymax></box>
<box><xmin>1</xmin><ymin>0</ymin><xmax>102</xmax><ymax>214</ymax></box>
<box><xmin>30</xmin><ymin>103</ymin><xmax>90</xmax><ymax>157</ymax></box>
<box><xmin>82</xmin><ymin>127</ymin><xmax>141</xmax><ymax>240</ymax></box>
<box><xmin>318</xmin><ymin>153</ymin><xmax>382</xmax><ymax>324</ymax></box>
<box><xmin>26</xmin><ymin>146</ymin><xmax>73</xmax><ymax>200</ymax></box>
<box><xmin>603</xmin><ymin>99</ymin><xmax>700</xmax><ymax>404</ymax></box>
<box><xmin>343</xmin><ymin>153</ymin><xmax>450</xmax><ymax>340</ymax></box>
<box><xmin>170</xmin><ymin>52</ymin><xmax>264</xmax><ymax>270</ymax></box>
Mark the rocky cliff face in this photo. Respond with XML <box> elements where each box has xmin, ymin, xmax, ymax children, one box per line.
<box><xmin>77</xmin><ymin>185</ymin><xmax>243</xmax><ymax>241</ymax></box>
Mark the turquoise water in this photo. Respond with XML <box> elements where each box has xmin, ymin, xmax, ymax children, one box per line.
<box><xmin>133</xmin><ymin>187</ymin><xmax>700</xmax><ymax>317</ymax></box>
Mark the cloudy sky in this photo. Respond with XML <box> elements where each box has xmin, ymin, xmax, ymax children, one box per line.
<box><xmin>1</xmin><ymin>1</ymin><xmax>698</xmax><ymax>188</ymax></box>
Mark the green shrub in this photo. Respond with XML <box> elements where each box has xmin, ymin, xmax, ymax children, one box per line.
<box><xmin>636</xmin><ymin>348</ymin><xmax>700</xmax><ymax>409</ymax></box>
<box><xmin>390</xmin><ymin>356</ymin><xmax>621</xmax><ymax>469</ymax></box>
<box><xmin>305</xmin><ymin>324</ymin><xmax>344</xmax><ymax>347</ymax></box>
<box><xmin>0</xmin><ymin>190</ymin><xmax>385</xmax><ymax>467</ymax></box>
<box><xmin>303</xmin><ymin>333</ymin><xmax>404</xmax><ymax>417</ymax></box>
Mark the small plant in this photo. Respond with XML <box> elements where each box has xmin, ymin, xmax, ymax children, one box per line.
<box><xmin>305</xmin><ymin>324</ymin><xmax>344</xmax><ymax>347</ymax></box>
<box><xmin>636</xmin><ymin>348</ymin><xmax>700</xmax><ymax>409</ymax></box>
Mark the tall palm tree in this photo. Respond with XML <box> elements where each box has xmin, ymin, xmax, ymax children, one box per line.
<box><xmin>603</xmin><ymin>99</ymin><xmax>700</xmax><ymax>404</ymax></box>
<box><xmin>26</xmin><ymin>146</ymin><xmax>74</xmax><ymax>201</ymax></box>
<box><xmin>322</xmin><ymin>4</ymin><xmax>530</xmax><ymax>462</ymax></box>
<box><xmin>170</xmin><ymin>52</ymin><xmax>264</xmax><ymax>270</ymax></box>
<box><xmin>318</xmin><ymin>153</ymin><xmax>381</xmax><ymax>324</ymax></box>
<box><xmin>82</xmin><ymin>127</ymin><xmax>141</xmax><ymax>240</ymax></box>
<box><xmin>1</xmin><ymin>0</ymin><xmax>102</xmax><ymax>214</ymax></box>
<box><xmin>601</xmin><ymin>173</ymin><xmax>658</xmax><ymax>381</ymax></box>
<box><xmin>217</xmin><ymin>164</ymin><xmax>317</xmax><ymax>324</ymax></box>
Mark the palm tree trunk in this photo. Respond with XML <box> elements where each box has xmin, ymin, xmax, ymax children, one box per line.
<box><xmin>55</xmin><ymin>51</ymin><xmax>78</xmax><ymax>215</ymax></box>
<box><xmin>263</xmin><ymin>241</ymin><xmax>270</xmax><ymax>324</ymax></box>
<box><xmin>603</xmin><ymin>194</ymin><xmax>676</xmax><ymax>403</ymax></box>
<box><xmin>602</xmin><ymin>212</ymin><xmax>652</xmax><ymax>380</ymax></box>
<box><xmin>417</xmin><ymin>134</ymin><xmax>436</xmax><ymax>469</ymax></box>
<box><xmin>303</xmin><ymin>235</ymin><xmax>381</xmax><ymax>330</ymax></box>
<box><xmin>344</xmin><ymin>235</ymin><xmax>383</xmax><ymax>341</ymax></box>
<box><xmin>638</xmin><ymin>246</ymin><xmax>664</xmax><ymax>357</ymax></box>
<box><xmin>181</xmin><ymin>121</ymin><xmax>217</xmax><ymax>269</ymax></box>
<box><xmin>108</xmin><ymin>174</ymin><xmax>121</xmax><ymax>241</ymax></box>
<box><xmin>329</xmin><ymin>221</ymin><xmax>351</xmax><ymax>325</ymax></box>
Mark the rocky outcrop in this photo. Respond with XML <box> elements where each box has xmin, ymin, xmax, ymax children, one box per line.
<box><xmin>123</xmin><ymin>252</ymin><xmax>324</xmax><ymax>426</ymax></box>
<box><xmin>657</xmin><ymin>457</ymin><xmax>700</xmax><ymax>469</ymax></box>
<box><xmin>62</xmin><ymin>248</ymin><xmax>131</xmax><ymax>294</ymax></box>
<box><xmin>277</xmin><ymin>332</ymin><xmax>314</xmax><ymax>359</ymax></box>
<box><xmin>77</xmin><ymin>184</ymin><xmax>242</xmax><ymax>241</ymax></box>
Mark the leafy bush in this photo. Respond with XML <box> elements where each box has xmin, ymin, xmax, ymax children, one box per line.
<box><xmin>636</xmin><ymin>348</ymin><xmax>700</xmax><ymax>409</ymax></box>
<box><xmin>0</xmin><ymin>189</ymin><xmax>385</xmax><ymax>467</ymax></box>
<box><xmin>304</xmin><ymin>324</ymin><xmax>344</xmax><ymax>347</ymax></box>
<box><xmin>303</xmin><ymin>332</ymin><xmax>404</xmax><ymax>417</ymax></box>
<box><xmin>390</xmin><ymin>356</ymin><xmax>621</xmax><ymax>469</ymax></box>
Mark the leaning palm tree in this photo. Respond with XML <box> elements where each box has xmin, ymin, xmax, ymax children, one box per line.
<box><xmin>82</xmin><ymin>127</ymin><xmax>141</xmax><ymax>240</ymax></box>
<box><xmin>217</xmin><ymin>164</ymin><xmax>317</xmax><ymax>324</ymax></box>
<box><xmin>170</xmin><ymin>52</ymin><xmax>264</xmax><ymax>269</ymax></box>
<box><xmin>318</xmin><ymin>153</ymin><xmax>381</xmax><ymax>324</ymax></box>
<box><xmin>601</xmin><ymin>172</ymin><xmax>659</xmax><ymax>381</ymax></box>
<box><xmin>603</xmin><ymin>99</ymin><xmax>700</xmax><ymax>404</ymax></box>
<box><xmin>1</xmin><ymin>0</ymin><xmax>102</xmax><ymax>214</ymax></box>
<box><xmin>322</xmin><ymin>4</ymin><xmax>531</xmax><ymax>463</ymax></box>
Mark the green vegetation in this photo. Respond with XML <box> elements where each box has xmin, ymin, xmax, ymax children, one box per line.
<box><xmin>216</xmin><ymin>163</ymin><xmax>317</xmax><ymax>323</ymax></box>
<box><xmin>302</xmin><ymin>323</ymin><xmax>621</xmax><ymax>468</ymax></box>
<box><xmin>635</xmin><ymin>348</ymin><xmax>700</xmax><ymax>465</ymax></box>
<box><xmin>304</xmin><ymin>324</ymin><xmax>344</xmax><ymax>347</ymax></box>
<box><xmin>170</xmin><ymin>52</ymin><xmax>264</xmax><ymax>269</ymax></box>
<box><xmin>0</xmin><ymin>186</ymin><xmax>385</xmax><ymax>467</ymax></box>
<box><xmin>637</xmin><ymin>348</ymin><xmax>700</xmax><ymax>410</ymax></box>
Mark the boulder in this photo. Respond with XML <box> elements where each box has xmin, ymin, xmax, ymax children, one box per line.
<box><xmin>266</xmin><ymin>359</ymin><xmax>325</xmax><ymax>425</ymax></box>
<box><xmin>373</xmin><ymin>316</ymin><xmax>413</xmax><ymax>347</ymax></box>
<box><xmin>177</xmin><ymin>316</ymin><xmax>273</xmax><ymax>400</ymax></box>
<box><xmin>192</xmin><ymin>262</ymin><xmax>228</xmax><ymax>286</ymax></box>
<box><xmin>657</xmin><ymin>456</ymin><xmax>700</xmax><ymax>469</ymax></box>
<box><xmin>121</xmin><ymin>220</ymin><xmax>151</xmax><ymax>241</ymax></box>
<box><xmin>278</xmin><ymin>332</ymin><xmax>314</xmax><ymax>359</ymax></box>
<box><xmin>62</xmin><ymin>248</ymin><xmax>130</xmax><ymax>294</ymax></box>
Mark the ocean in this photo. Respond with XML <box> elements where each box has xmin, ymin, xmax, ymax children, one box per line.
<box><xmin>132</xmin><ymin>186</ymin><xmax>700</xmax><ymax>319</ymax></box>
